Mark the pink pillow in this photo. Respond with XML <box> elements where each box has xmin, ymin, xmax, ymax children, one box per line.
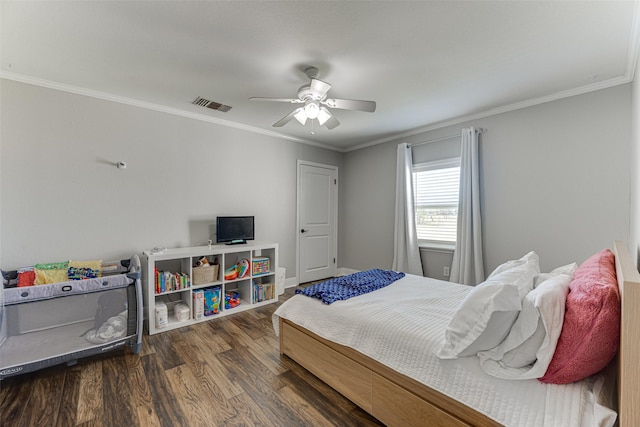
<box><xmin>540</xmin><ymin>249</ymin><xmax>620</xmax><ymax>384</ymax></box>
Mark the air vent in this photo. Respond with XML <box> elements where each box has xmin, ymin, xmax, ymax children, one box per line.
<box><xmin>192</xmin><ymin>97</ymin><xmax>232</xmax><ymax>112</ymax></box>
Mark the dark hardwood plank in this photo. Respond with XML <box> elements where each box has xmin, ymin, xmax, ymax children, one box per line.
<box><xmin>163</xmin><ymin>364</ymin><xmax>220</xmax><ymax>426</ymax></box>
<box><xmin>55</xmin><ymin>364</ymin><xmax>82</xmax><ymax>427</ymax></box>
<box><xmin>0</xmin><ymin>288</ymin><xmax>382</xmax><ymax>426</ymax></box>
<box><xmin>246</xmin><ymin>334</ymin><xmax>289</xmax><ymax>376</ymax></box>
<box><xmin>217</xmin><ymin>345</ymin><xmax>287</xmax><ymax>397</ymax></box>
<box><xmin>0</xmin><ymin>372</ymin><xmax>36</xmax><ymax>425</ymax></box>
<box><xmin>195</xmin><ymin>319</ymin><xmax>234</xmax><ymax>354</ymax></box>
<box><xmin>140</xmin><ymin>353</ymin><xmax>189</xmax><ymax>427</ymax></box>
<box><xmin>102</xmin><ymin>355</ymin><xmax>136</xmax><ymax>426</ymax></box>
<box><xmin>134</xmin><ymin>402</ymin><xmax>162</xmax><ymax>427</ymax></box>
<box><xmin>219</xmin><ymin>316</ymin><xmax>260</xmax><ymax>349</ymax></box>
<box><xmin>17</xmin><ymin>365</ymin><xmax>66</xmax><ymax>427</ymax></box>
<box><xmin>280</xmin><ymin>364</ymin><xmax>384</xmax><ymax>427</ymax></box>
<box><xmin>169</xmin><ymin>331</ymin><xmax>237</xmax><ymax>420</ymax></box>
<box><xmin>146</xmin><ymin>330</ymin><xmax>185</xmax><ymax>371</ymax></box>
<box><xmin>277</xmin><ymin>384</ymin><xmax>336</xmax><ymax>427</ymax></box>
<box><xmin>186</xmin><ymin>328</ymin><xmax>245</xmax><ymax>400</ymax></box>
<box><xmin>217</xmin><ymin>347</ymin><xmax>305</xmax><ymax>425</ymax></box>
<box><xmin>229</xmin><ymin>311</ymin><xmax>269</xmax><ymax>340</ymax></box>
<box><xmin>76</xmin><ymin>359</ymin><xmax>103</xmax><ymax>424</ymax></box>
<box><xmin>124</xmin><ymin>350</ymin><xmax>154</xmax><ymax>410</ymax></box>
<box><xmin>225</xmin><ymin>392</ymin><xmax>281</xmax><ymax>427</ymax></box>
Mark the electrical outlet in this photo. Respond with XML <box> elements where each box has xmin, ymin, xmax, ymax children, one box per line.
<box><xmin>443</xmin><ymin>266</ymin><xmax>450</xmax><ymax>277</ymax></box>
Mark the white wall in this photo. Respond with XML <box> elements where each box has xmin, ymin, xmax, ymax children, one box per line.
<box><xmin>341</xmin><ymin>84</ymin><xmax>631</xmax><ymax>274</ymax></box>
<box><xmin>339</xmin><ymin>141</ymin><xmax>396</xmax><ymax>271</ymax></box>
<box><xmin>0</xmin><ymin>79</ymin><xmax>3</xmax><ymax>270</ymax></box>
<box><xmin>630</xmin><ymin>54</ymin><xmax>640</xmax><ymax>265</ymax></box>
<box><xmin>0</xmin><ymin>80</ymin><xmax>343</xmax><ymax>275</ymax></box>
<box><xmin>2</xmin><ymin>79</ymin><xmax>633</xmax><ymax>279</ymax></box>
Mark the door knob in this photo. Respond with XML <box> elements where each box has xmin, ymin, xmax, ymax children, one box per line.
<box><xmin>301</xmin><ymin>229</ymin><xmax>307</xmax><ymax>233</ymax></box>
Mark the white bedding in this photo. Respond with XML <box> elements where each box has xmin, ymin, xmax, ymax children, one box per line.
<box><xmin>273</xmin><ymin>274</ymin><xmax>616</xmax><ymax>427</ymax></box>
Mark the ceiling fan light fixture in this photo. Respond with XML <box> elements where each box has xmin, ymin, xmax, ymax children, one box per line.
<box><xmin>304</xmin><ymin>101</ymin><xmax>320</xmax><ymax>119</ymax></box>
<box><xmin>317</xmin><ymin>107</ymin><xmax>332</xmax><ymax>126</ymax></box>
<box><xmin>250</xmin><ymin>66</ymin><xmax>375</xmax><ymax>130</ymax></box>
<box><xmin>294</xmin><ymin>108</ymin><xmax>308</xmax><ymax>125</ymax></box>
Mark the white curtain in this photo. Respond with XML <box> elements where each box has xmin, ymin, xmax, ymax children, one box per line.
<box><xmin>450</xmin><ymin>128</ymin><xmax>485</xmax><ymax>285</ymax></box>
<box><xmin>392</xmin><ymin>143</ymin><xmax>424</xmax><ymax>275</ymax></box>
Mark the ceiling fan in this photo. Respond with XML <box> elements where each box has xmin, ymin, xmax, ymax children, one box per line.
<box><xmin>249</xmin><ymin>66</ymin><xmax>376</xmax><ymax>130</ymax></box>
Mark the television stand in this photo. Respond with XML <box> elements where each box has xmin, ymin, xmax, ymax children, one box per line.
<box><xmin>142</xmin><ymin>242</ymin><xmax>278</xmax><ymax>335</ymax></box>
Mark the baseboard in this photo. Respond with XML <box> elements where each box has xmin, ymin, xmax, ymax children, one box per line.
<box><xmin>338</xmin><ymin>267</ymin><xmax>359</xmax><ymax>276</ymax></box>
<box><xmin>284</xmin><ymin>277</ymin><xmax>299</xmax><ymax>289</ymax></box>
<box><xmin>285</xmin><ymin>268</ymin><xmax>359</xmax><ymax>288</ymax></box>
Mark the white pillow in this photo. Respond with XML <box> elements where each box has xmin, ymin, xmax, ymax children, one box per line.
<box><xmin>477</xmin><ymin>264</ymin><xmax>575</xmax><ymax>379</ymax></box>
<box><xmin>533</xmin><ymin>262</ymin><xmax>577</xmax><ymax>287</ymax></box>
<box><xmin>435</xmin><ymin>253</ymin><xmax>539</xmax><ymax>359</ymax></box>
<box><xmin>488</xmin><ymin>251</ymin><xmax>539</xmax><ymax>281</ymax></box>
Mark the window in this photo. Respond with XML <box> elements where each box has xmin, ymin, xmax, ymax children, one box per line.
<box><xmin>413</xmin><ymin>157</ymin><xmax>460</xmax><ymax>245</ymax></box>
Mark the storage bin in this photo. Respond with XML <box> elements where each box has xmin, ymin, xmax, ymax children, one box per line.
<box><xmin>192</xmin><ymin>264</ymin><xmax>219</xmax><ymax>285</ymax></box>
<box><xmin>252</xmin><ymin>257</ymin><xmax>270</xmax><ymax>275</ymax></box>
<box><xmin>155</xmin><ymin>301</ymin><xmax>168</xmax><ymax>328</ymax></box>
<box><xmin>174</xmin><ymin>303</ymin><xmax>190</xmax><ymax>322</ymax></box>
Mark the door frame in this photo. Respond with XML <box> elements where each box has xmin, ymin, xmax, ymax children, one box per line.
<box><xmin>296</xmin><ymin>160</ymin><xmax>339</xmax><ymax>285</ymax></box>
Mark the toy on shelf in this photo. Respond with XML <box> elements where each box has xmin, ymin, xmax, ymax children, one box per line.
<box><xmin>225</xmin><ymin>290</ymin><xmax>241</xmax><ymax>309</ymax></box>
<box><xmin>203</xmin><ymin>286</ymin><xmax>221</xmax><ymax>316</ymax></box>
<box><xmin>223</xmin><ymin>258</ymin><xmax>251</xmax><ymax>281</ymax></box>
<box><xmin>252</xmin><ymin>257</ymin><xmax>270</xmax><ymax>275</ymax></box>
<box><xmin>237</xmin><ymin>259</ymin><xmax>250</xmax><ymax>278</ymax></box>
<box><xmin>224</xmin><ymin>265</ymin><xmax>238</xmax><ymax>280</ymax></box>
<box><xmin>194</xmin><ymin>256</ymin><xmax>210</xmax><ymax>267</ymax></box>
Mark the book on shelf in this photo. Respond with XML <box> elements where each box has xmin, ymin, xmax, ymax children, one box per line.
<box><xmin>154</xmin><ymin>267</ymin><xmax>191</xmax><ymax>294</ymax></box>
<box><xmin>253</xmin><ymin>282</ymin><xmax>275</xmax><ymax>302</ymax></box>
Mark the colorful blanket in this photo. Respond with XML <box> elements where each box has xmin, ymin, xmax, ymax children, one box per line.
<box><xmin>296</xmin><ymin>269</ymin><xmax>405</xmax><ymax>304</ymax></box>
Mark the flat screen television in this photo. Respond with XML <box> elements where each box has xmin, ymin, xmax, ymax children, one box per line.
<box><xmin>216</xmin><ymin>216</ymin><xmax>255</xmax><ymax>245</ymax></box>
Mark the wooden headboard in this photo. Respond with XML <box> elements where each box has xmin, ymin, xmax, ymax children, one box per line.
<box><xmin>613</xmin><ymin>240</ymin><xmax>640</xmax><ymax>426</ymax></box>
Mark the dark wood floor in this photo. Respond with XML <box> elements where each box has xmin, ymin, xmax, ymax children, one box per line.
<box><xmin>0</xmin><ymin>288</ymin><xmax>383</xmax><ymax>427</ymax></box>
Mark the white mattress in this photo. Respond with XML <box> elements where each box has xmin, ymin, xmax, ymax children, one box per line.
<box><xmin>273</xmin><ymin>274</ymin><xmax>616</xmax><ymax>427</ymax></box>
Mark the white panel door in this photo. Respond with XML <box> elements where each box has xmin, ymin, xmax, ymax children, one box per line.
<box><xmin>298</xmin><ymin>162</ymin><xmax>337</xmax><ymax>284</ymax></box>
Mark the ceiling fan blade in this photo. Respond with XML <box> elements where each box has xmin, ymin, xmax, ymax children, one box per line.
<box><xmin>310</xmin><ymin>79</ymin><xmax>332</xmax><ymax>98</ymax></box>
<box><xmin>324</xmin><ymin>114</ymin><xmax>340</xmax><ymax>130</ymax></box>
<box><xmin>273</xmin><ymin>107</ymin><xmax>303</xmax><ymax>127</ymax></box>
<box><xmin>323</xmin><ymin>98</ymin><xmax>376</xmax><ymax>112</ymax></box>
<box><xmin>249</xmin><ymin>97</ymin><xmax>303</xmax><ymax>104</ymax></box>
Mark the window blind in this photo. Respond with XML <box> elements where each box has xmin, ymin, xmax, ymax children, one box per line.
<box><xmin>413</xmin><ymin>159</ymin><xmax>460</xmax><ymax>243</ymax></box>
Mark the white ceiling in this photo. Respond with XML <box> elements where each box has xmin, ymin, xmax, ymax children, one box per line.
<box><xmin>1</xmin><ymin>1</ymin><xmax>638</xmax><ymax>151</ymax></box>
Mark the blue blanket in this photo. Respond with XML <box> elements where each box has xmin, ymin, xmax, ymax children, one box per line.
<box><xmin>296</xmin><ymin>269</ymin><xmax>405</xmax><ymax>304</ymax></box>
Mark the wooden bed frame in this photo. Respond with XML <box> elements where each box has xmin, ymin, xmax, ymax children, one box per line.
<box><xmin>279</xmin><ymin>241</ymin><xmax>640</xmax><ymax>426</ymax></box>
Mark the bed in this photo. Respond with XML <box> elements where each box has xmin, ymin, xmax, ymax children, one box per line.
<box><xmin>273</xmin><ymin>241</ymin><xmax>639</xmax><ymax>426</ymax></box>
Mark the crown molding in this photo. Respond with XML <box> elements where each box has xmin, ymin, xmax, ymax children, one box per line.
<box><xmin>1</xmin><ymin>68</ymin><xmax>635</xmax><ymax>155</ymax></box>
<box><xmin>627</xmin><ymin>0</ymin><xmax>640</xmax><ymax>82</ymax></box>
<box><xmin>348</xmin><ymin>0</ymin><xmax>640</xmax><ymax>152</ymax></box>
<box><xmin>346</xmin><ymin>75</ymin><xmax>632</xmax><ymax>152</ymax></box>
<box><xmin>0</xmin><ymin>71</ymin><xmax>341</xmax><ymax>152</ymax></box>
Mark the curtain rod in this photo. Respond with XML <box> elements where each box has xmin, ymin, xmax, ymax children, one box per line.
<box><xmin>409</xmin><ymin>128</ymin><xmax>485</xmax><ymax>148</ymax></box>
